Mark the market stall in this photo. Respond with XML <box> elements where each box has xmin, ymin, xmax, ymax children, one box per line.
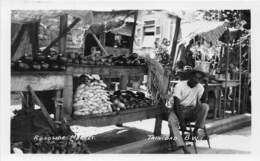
<box><xmin>171</xmin><ymin>20</ymin><xmax>251</xmax><ymax>119</ymax></box>
<box><xmin>11</xmin><ymin>10</ymin><xmax>180</xmax><ymax>146</ymax></box>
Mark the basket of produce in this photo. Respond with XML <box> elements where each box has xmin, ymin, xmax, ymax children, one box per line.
<box><xmin>72</xmin><ymin>74</ymin><xmax>153</xmax><ymax>117</ymax></box>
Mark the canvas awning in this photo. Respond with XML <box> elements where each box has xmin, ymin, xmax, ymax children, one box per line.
<box><xmin>179</xmin><ymin>20</ymin><xmax>228</xmax><ymax>46</ymax></box>
<box><xmin>11</xmin><ymin>10</ymin><xmax>135</xmax><ymax>25</ymax></box>
<box><xmin>109</xmin><ymin>22</ymin><xmax>133</xmax><ymax>37</ymax></box>
<box><xmin>173</xmin><ymin>20</ymin><xmax>228</xmax><ymax>68</ymax></box>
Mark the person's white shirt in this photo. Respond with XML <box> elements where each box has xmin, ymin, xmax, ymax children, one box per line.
<box><xmin>173</xmin><ymin>80</ymin><xmax>204</xmax><ymax>107</ymax></box>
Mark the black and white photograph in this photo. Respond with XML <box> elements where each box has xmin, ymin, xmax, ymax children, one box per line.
<box><xmin>1</xmin><ymin>0</ymin><xmax>258</xmax><ymax>159</ymax></box>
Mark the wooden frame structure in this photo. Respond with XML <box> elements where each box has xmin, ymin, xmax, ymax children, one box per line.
<box><xmin>11</xmin><ymin>11</ymin><xmax>182</xmax><ymax>142</ymax></box>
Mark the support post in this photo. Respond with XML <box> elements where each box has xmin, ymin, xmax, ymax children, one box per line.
<box><xmin>223</xmin><ymin>29</ymin><xmax>230</xmax><ymax>118</ymax></box>
<box><xmin>119</xmin><ymin>75</ymin><xmax>129</xmax><ymax>90</ymax></box>
<box><xmin>55</xmin><ymin>90</ymin><xmax>63</xmax><ymax>121</ymax></box>
<box><xmin>59</xmin><ymin>14</ymin><xmax>68</xmax><ymax>55</ymax></box>
<box><xmin>170</xmin><ymin>17</ymin><xmax>181</xmax><ymax>67</ymax></box>
<box><xmin>62</xmin><ymin>74</ymin><xmax>73</xmax><ymax>121</ymax></box>
<box><xmin>11</xmin><ymin>24</ymin><xmax>26</xmax><ymax>58</ymax></box>
<box><xmin>28</xmin><ymin>21</ymin><xmax>39</xmax><ymax>56</ymax></box>
<box><xmin>238</xmin><ymin>39</ymin><xmax>242</xmax><ymax>114</ymax></box>
<box><xmin>129</xmin><ymin>10</ymin><xmax>138</xmax><ymax>54</ymax></box>
<box><xmin>154</xmin><ymin>115</ymin><xmax>163</xmax><ymax>136</ymax></box>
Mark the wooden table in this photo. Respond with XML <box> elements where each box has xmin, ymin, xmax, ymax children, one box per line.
<box><xmin>63</xmin><ymin>65</ymin><xmax>148</xmax><ymax>121</ymax></box>
<box><xmin>70</xmin><ymin>106</ymin><xmax>164</xmax><ymax>127</ymax></box>
<box><xmin>11</xmin><ymin>66</ymin><xmax>166</xmax><ymax>136</ymax></box>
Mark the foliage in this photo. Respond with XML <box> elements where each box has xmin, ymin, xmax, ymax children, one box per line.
<box><xmin>155</xmin><ymin>38</ymin><xmax>171</xmax><ymax>66</ymax></box>
<box><xmin>11</xmin><ymin>135</ymin><xmax>91</xmax><ymax>154</ymax></box>
<box><xmin>198</xmin><ymin>10</ymin><xmax>251</xmax><ymax>72</ymax></box>
<box><xmin>200</xmin><ymin>10</ymin><xmax>250</xmax><ymax>29</ymax></box>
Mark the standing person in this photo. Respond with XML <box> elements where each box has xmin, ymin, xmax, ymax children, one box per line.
<box><xmin>168</xmin><ymin>66</ymin><xmax>209</xmax><ymax>154</ymax></box>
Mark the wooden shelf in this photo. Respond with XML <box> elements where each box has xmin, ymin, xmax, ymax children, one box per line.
<box><xmin>69</xmin><ymin>106</ymin><xmax>164</xmax><ymax>127</ymax></box>
<box><xmin>11</xmin><ymin>65</ymin><xmax>147</xmax><ymax>92</ymax></box>
<box><xmin>11</xmin><ymin>72</ymin><xmax>67</xmax><ymax>91</ymax></box>
<box><xmin>11</xmin><ymin>71</ymin><xmax>67</xmax><ymax>75</ymax></box>
<box><xmin>11</xmin><ymin>65</ymin><xmax>156</xmax><ymax>128</ymax></box>
<box><xmin>66</xmin><ymin>65</ymin><xmax>148</xmax><ymax>76</ymax></box>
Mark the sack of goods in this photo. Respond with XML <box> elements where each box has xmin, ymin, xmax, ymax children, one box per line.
<box><xmin>73</xmin><ymin>75</ymin><xmax>113</xmax><ymax>116</ymax></box>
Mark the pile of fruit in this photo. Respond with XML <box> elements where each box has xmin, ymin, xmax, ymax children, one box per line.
<box><xmin>11</xmin><ymin>51</ymin><xmax>68</xmax><ymax>71</ymax></box>
<box><xmin>11</xmin><ymin>52</ymin><xmax>147</xmax><ymax>72</ymax></box>
<box><xmin>73</xmin><ymin>76</ymin><xmax>113</xmax><ymax>116</ymax></box>
<box><xmin>109</xmin><ymin>90</ymin><xmax>152</xmax><ymax>112</ymax></box>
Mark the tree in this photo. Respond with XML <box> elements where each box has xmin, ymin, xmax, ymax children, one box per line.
<box><xmin>199</xmin><ymin>10</ymin><xmax>250</xmax><ymax>29</ymax></box>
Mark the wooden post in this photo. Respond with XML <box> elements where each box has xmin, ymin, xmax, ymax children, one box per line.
<box><xmin>248</xmin><ymin>38</ymin><xmax>251</xmax><ymax>73</ymax></box>
<box><xmin>246</xmin><ymin>37</ymin><xmax>251</xmax><ymax>113</ymax></box>
<box><xmin>218</xmin><ymin>87</ymin><xmax>222</xmax><ymax>118</ymax></box>
<box><xmin>243</xmin><ymin>75</ymin><xmax>248</xmax><ymax>113</ymax></box>
<box><xmin>119</xmin><ymin>75</ymin><xmax>129</xmax><ymax>90</ymax></box>
<box><xmin>154</xmin><ymin>115</ymin><xmax>163</xmax><ymax>136</ymax></box>
<box><xmin>62</xmin><ymin>74</ymin><xmax>73</xmax><ymax>121</ymax></box>
<box><xmin>55</xmin><ymin>90</ymin><xmax>62</xmax><ymax>121</ymax></box>
<box><xmin>129</xmin><ymin>10</ymin><xmax>138</xmax><ymax>54</ymax></box>
<box><xmin>59</xmin><ymin>14</ymin><xmax>68</xmax><ymax>55</ymax></box>
<box><xmin>214</xmin><ymin>86</ymin><xmax>221</xmax><ymax>119</ymax></box>
<box><xmin>11</xmin><ymin>24</ymin><xmax>26</xmax><ymax>57</ymax></box>
<box><xmin>223</xmin><ymin>29</ymin><xmax>230</xmax><ymax>118</ymax></box>
<box><xmin>170</xmin><ymin>17</ymin><xmax>181</xmax><ymax>67</ymax></box>
<box><xmin>238</xmin><ymin>39</ymin><xmax>242</xmax><ymax>114</ymax></box>
<box><xmin>232</xmin><ymin>86</ymin><xmax>237</xmax><ymax>114</ymax></box>
<box><xmin>28</xmin><ymin>21</ymin><xmax>39</xmax><ymax>56</ymax></box>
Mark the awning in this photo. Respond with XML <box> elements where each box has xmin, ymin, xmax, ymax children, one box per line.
<box><xmin>180</xmin><ymin>20</ymin><xmax>228</xmax><ymax>46</ymax></box>
<box><xmin>11</xmin><ymin>10</ymin><xmax>135</xmax><ymax>25</ymax></box>
<box><xmin>109</xmin><ymin>22</ymin><xmax>133</xmax><ymax>37</ymax></box>
<box><xmin>173</xmin><ymin>20</ymin><xmax>228</xmax><ymax>68</ymax></box>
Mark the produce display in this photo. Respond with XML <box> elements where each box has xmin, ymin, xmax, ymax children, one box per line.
<box><xmin>11</xmin><ymin>51</ymin><xmax>147</xmax><ymax>72</ymax></box>
<box><xmin>11</xmin><ymin>51</ymin><xmax>68</xmax><ymax>71</ymax></box>
<box><xmin>66</xmin><ymin>52</ymin><xmax>147</xmax><ymax>66</ymax></box>
<box><xmin>73</xmin><ymin>75</ymin><xmax>112</xmax><ymax>116</ymax></box>
<box><xmin>110</xmin><ymin>90</ymin><xmax>152</xmax><ymax>112</ymax></box>
<box><xmin>72</xmin><ymin>74</ymin><xmax>152</xmax><ymax>116</ymax></box>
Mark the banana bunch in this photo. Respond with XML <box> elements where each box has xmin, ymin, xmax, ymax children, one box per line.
<box><xmin>73</xmin><ymin>79</ymin><xmax>113</xmax><ymax>116</ymax></box>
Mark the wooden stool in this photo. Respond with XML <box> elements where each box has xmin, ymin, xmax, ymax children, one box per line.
<box><xmin>181</xmin><ymin>122</ymin><xmax>211</xmax><ymax>154</ymax></box>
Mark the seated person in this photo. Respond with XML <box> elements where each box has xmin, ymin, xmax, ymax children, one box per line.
<box><xmin>168</xmin><ymin>66</ymin><xmax>209</xmax><ymax>154</ymax></box>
